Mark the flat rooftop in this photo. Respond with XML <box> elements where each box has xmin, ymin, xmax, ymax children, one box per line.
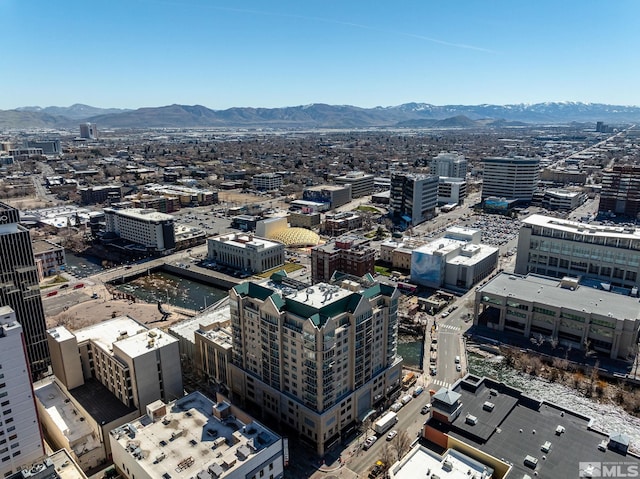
<box><xmin>414</xmin><ymin>237</ymin><xmax>466</xmax><ymax>256</ymax></box>
<box><xmin>32</xmin><ymin>239</ymin><xmax>63</xmax><ymax>254</ymax></box>
<box><xmin>111</xmin><ymin>392</ymin><xmax>280</xmax><ymax>479</ymax></box>
<box><xmin>524</xmin><ymin>214</ymin><xmax>640</xmax><ymax>239</ymax></box>
<box><xmin>284</xmin><ymin>283</ymin><xmax>353</xmax><ymax>309</ymax></box>
<box><xmin>169</xmin><ymin>301</ymin><xmax>230</xmax><ymax>344</ymax></box>
<box><xmin>390</xmin><ymin>446</ymin><xmax>493</xmax><ymax>479</ymax></box>
<box><xmin>448</xmin><ymin>244</ymin><xmax>498</xmax><ymax>266</ymax></box>
<box><xmin>70</xmin><ymin>379</ymin><xmax>137</xmax><ymax>425</ymax></box>
<box><xmin>108</xmin><ymin>208</ymin><xmax>174</xmax><ymax>222</ymax></box>
<box><xmin>479</xmin><ymin>273</ymin><xmax>640</xmax><ymax>320</ymax></box>
<box><xmin>210</xmin><ymin>233</ymin><xmax>281</xmax><ymax>249</ymax></box>
<box><xmin>71</xmin><ymin>316</ymin><xmax>177</xmax><ymax>358</ymax></box>
<box><xmin>429</xmin><ymin>376</ymin><xmax>640</xmax><ymax>479</ymax></box>
<box><xmin>34</xmin><ymin>380</ymin><xmax>101</xmax><ymax>456</ymax></box>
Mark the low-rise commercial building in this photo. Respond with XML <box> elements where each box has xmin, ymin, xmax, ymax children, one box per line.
<box><xmin>207</xmin><ymin>233</ymin><xmax>285</xmax><ymax>274</ymax></box>
<box><xmin>303</xmin><ymin>184</ymin><xmax>351</xmax><ymax>209</ymax></box>
<box><xmin>109</xmin><ymin>392</ymin><xmax>285</xmax><ymax>479</ymax></box>
<box><xmin>288</xmin><ymin>211</ymin><xmax>321</xmax><ymax>229</ymax></box>
<box><xmin>423</xmin><ymin>376</ymin><xmax>640</xmax><ymax>479</ymax></box>
<box><xmin>32</xmin><ymin>239</ymin><xmax>66</xmax><ymax>281</ymax></box>
<box><xmin>34</xmin><ymin>378</ymin><xmax>138</xmax><ymax>471</ymax></box>
<box><xmin>410</xmin><ymin>227</ymin><xmax>498</xmax><ymax>290</ymax></box>
<box><xmin>322</xmin><ymin>212</ymin><xmax>363</xmax><ymax>236</ymax></box>
<box><xmin>311</xmin><ymin>235</ymin><xmax>375</xmax><ymax>283</ymax></box>
<box><xmin>335</xmin><ymin>171</ymin><xmax>375</xmax><ymax>198</ymax></box>
<box><xmin>143</xmin><ymin>183</ymin><xmax>218</xmax><ymax>206</ymax></box>
<box><xmin>475</xmin><ymin>273</ymin><xmax>640</xmax><ymax>359</ymax></box>
<box><xmin>538</xmin><ymin>188</ymin><xmax>587</xmax><ymax>211</ymax></box>
<box><xmin>252</xmin><ymin>173</ymin><xmax>283</xmax><ymax>191</ymax></box>
<box><xmin>79</xmin><ymin>185</ymin><xmax>122</xmax><ymax>205</ymax></box>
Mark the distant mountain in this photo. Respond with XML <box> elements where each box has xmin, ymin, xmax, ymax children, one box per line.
<box><xmin>16</xmin><ymin>103</ymin><xmax>130</xmax><ymax>120</ymax></box>
<box><xmin>1</xmin><ymin>101</ymin><xmax>639</xmax><ymax>129</ymax></box>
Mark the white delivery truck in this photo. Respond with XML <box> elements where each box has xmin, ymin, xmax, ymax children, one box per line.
<box><xmin>373</xmin><ymin>411</ymin><xmax>398</xmax><ymax>435</ymax></box>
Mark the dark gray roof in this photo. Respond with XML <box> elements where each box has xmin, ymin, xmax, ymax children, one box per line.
<box><xmin>70</xmin><ymin>379</ymin><xmax>137</xmax><ymax>425</ymax></box>
<box><xmin>429</xmin><ymin>377</ymin><xmax>640</xmax><ymax>478</ymax></box>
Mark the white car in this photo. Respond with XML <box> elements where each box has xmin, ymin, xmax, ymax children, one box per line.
<box><xmin>363</xmin><ymin>435</ymin><xmax>378</xmax><ymax>450</ymax></box>
<box><xmin>386</xmin><ymin>430</ymin><xmax>398</xmax><ymax>441</ymax></box>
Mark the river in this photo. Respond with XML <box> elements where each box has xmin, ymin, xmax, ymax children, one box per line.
<box><xmin>468</xmin><ymin>353</ymin><xmax>640</xmax><ymax>453</ymax></box>
<box><xmin>115</xmin><ymin>270</ymin><xmax>229</xmax><ymax>311</ymax></box>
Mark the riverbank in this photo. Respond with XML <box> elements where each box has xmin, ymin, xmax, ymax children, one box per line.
<box><xmin>468</xmin><ymin>350</ymin><xmax>640</xmax><ymax>456</ymax></box>
<box><xmin>46</xmin><ymin>281</ymin><xmax>193</xmax><ymax>330</ymax></box>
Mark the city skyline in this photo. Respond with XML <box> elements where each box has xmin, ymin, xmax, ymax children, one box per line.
<box><xmin>2</xmin><ymin>0</ymin><xmax>639</xmax><ymax>110</ymax></box>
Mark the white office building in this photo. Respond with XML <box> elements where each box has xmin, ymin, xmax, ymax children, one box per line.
<box><xmin>335</xmin><ymin>171</ymin><xmax>375</xmax><ymax>198</ymax></box>
<box><xmin>481</xmin><ymin>156</ymin><xmax>540</xmax><ymax>203</ymax></box>
<box><xmin>252</xmin><ymin>173</ymin><xmax>283</xmax><ymax>191</ymax></box>
<box><xmin>0</xmin><ymin>307</ymin><xmax>46</xmax><ymax>477</ymax></box>
<box><xmin>437</xmin><ymin>177</ymin><xmax>467</xmax><ymax>206</ymax></box>
<box><xmin>207</xmin><ymin>233</ymin><xmax>285</xmax><ymax>274</ymax></box>
<box><xmin>515</xmin><ymin>214</ymin><xmax>640</xmax><ymax>289</ymax></box>
<box><xmin>47</xmin><ymin>317</ymin><xmax>182</xmax><ymax>414</ymax></box>
<box><xmin>431</xmin><ymin>152</ymin><xmax>467</xmax><ymax>179</ymax></box>
<box><xmin>110</xmin><ymin>392</ymin><xmax>284</xmax><ymax>479</ymax></box>
<box><xmin>104</xmin><ymin>208</ymin><xmax>175</xmax><ymax>253</ymax></box>
<box><xmin>540</xmin><ymin>188</ymin><xmax>587</xmax><ymax>211</ymax></box>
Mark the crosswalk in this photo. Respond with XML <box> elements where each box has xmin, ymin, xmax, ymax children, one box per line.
<box><xmin>431</xmin><ymin>379</ymin><xmax>451</xmax><ymax>389</ymax></box>
<box><xmin>437</xmin><ymin>324</ymin><xmax>460</xmax><ymax>331</ymax></box>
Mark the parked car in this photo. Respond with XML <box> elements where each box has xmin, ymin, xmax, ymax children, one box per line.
<box><xmin>363</xmin><ymin>435</ymin><xmax>378</xmax><ymax>450</ymax></box>
<box><xmin>456</xmin><ymin>364</ymin><xmax>462</xmax><ymax>372</ymax></box>
<box><xmin>421</xmin><ymin>404</ymin><xmax>431</xmax><ymax>415</ymax></box>
<box><xmin>386</xmin><ymin>430</ymin><xmax>398</xmax><ymax>441</ymax></box>
<box><xmin>59</xmin><ymin>284</ymin><xmax>69</xmax><ymax>289</ymax></box>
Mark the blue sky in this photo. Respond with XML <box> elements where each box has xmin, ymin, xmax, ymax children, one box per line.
<box><xmin>2</xmin><ymin>0</ymin><xmax>638</xmax><ymax>109</ymax></box>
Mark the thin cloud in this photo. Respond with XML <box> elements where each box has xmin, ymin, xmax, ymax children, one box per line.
<box><xmin>144</xmin><ymin>1</ymin><xmax>495</xmax><ymax>54</ymax></box>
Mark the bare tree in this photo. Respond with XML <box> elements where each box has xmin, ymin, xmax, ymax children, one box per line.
<box><xmin>392</xmin><ymin>430</ymin><xmax>413</xmax><ymax>459</ymax></box>
<box><xmin>379</xmin><ymin>443</ymin><xmax>395</xmax><ymax>470</ymax></box>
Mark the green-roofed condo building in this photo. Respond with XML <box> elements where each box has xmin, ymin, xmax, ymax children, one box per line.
<box><xmin>228</xmin><ymin>275</ymin><xmax>403</xmax><ymax>455</ymax></box>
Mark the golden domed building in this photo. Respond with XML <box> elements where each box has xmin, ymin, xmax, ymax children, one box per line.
<box><xmin>271</xmin><ymin>227</ymin><xmax>320</xmax><ymax>248</ymax></box>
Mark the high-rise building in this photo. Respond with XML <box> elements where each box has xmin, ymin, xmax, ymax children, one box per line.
<box><xmin>104</xmin><ymin>208</ymin><xmax>175</xmax><ymax>253</ymax></box>
<box><xmin>228</xmin><ymin>276</ymin><xmax>402</xmax><ymax>455</ymax></box>
<box><xmin>0</xmin><ymin>307</ymin><xmax>46</xmax><ymax>476</ymax></box>
<box><xmin>598</xmin><ymin>165</ymin><xmax>640</xmax><ymax>219</ymax></box>
<box><xmin>0</xmin><ymin>202</ymin><xmax>50</xmax><ymax>379</ymax></box>
<box><xmin>389</xmin><ymin>173</ymin><xmax>438</xmax><ymax>226</ymax></box>
<box><xmin>481</xmin><ymin>157</ymin><xmax>540</xmax><ymax>203</ymax></box>
<box><xmin>79</xmin><ymin>123</ymin><xmax>97</xmax><ymax>140</ymax></box>
<box><xmin>431</xmin><ymin>152</ymin><xmax>467</xmax><ymax>179</ymax></box>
